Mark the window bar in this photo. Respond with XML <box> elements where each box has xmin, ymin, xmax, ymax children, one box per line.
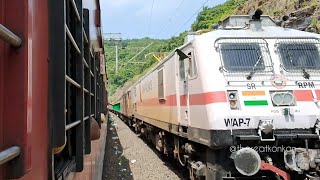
<box><xmin>72</xmin><ymin>0</ymin><xmax>85</xmax><ymax>171</ymax></box>
<box><xmin>65</xmin><ymin>120</ymin><xmax>81</xmax><ymax>131</ymax></box>
<box><xmin>65</xmin><ymin>1</ymin><xmax>85</xmax><ymax>166</ymax></box>
<box><xmin>69</xmin><ymin>0</ymin><xmax>81</xmax><ymax>22</ymax></box>
<box><xmin>49</xmin><ymin>0</ymin><xmax>66</xmax><ymax>151</ymax></box>
<box><xmin>93</xmin><ymin>53</ymin><xmax>97</xmax><ymax>121</ymax></box>
<box><xmin>90</xmin><ymin>71</ymin><xmax>94</xmax><ymax>77</ymax></box>
<box><xmin>95</xmin><ymin>53</ymin><xmax>101</xmax><ymax>126</ymax></box>
<box><xmin>83</xmin><ymin>28</ymin><xmax>88</xmax><ymax>44</ymax></box>
<box><xmin>83</xmin><ymin>116</ymin><xmax>90</xmax><ymax>121</ymax></box>
<box><xmin>66</xmin><ymin>75</ymin><xmax>81</xmax><ymax>88</ymax></box>
<box><xmin>90</xmin><ymin>49</ymin><xmax>94</xmax><ymax>58</ymax></box>
<box><xmin>83</xmin><ymin>57</ymin><xmax>89</xmax><ymax>68</ymax></box>
<box><xmin>65</xmin><ymin>24</ymin><xmax>81</xmax><ymax>54</ymax></box>
<box><xmin>0</xmin><ymin>24</ymin><xmax>22</xmax><ymax>47</ymax></box>
<box><xmin>90</xmin><ymin>93</ymin><xmax>94</xmax><ymax>97</ymax></box>
<box><xmin>0</xmin><ymin>146</ymin><xmax>21</xmax><ymax>166</ymax></box>
<box><xmin>84</xmin><ymin>88</ymin><xmax>89</xmax><ymax>93</ymax></box>
<box><xmin>84</xmin><ymin>9</ymin><xmax>92</xmax><ymax>154</ymax></box>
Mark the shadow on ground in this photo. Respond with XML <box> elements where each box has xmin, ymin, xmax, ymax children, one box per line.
<box><xmin>102</xmin><ymin>117</ymin><xmax>134</xmax><ymax>180</ymax></box>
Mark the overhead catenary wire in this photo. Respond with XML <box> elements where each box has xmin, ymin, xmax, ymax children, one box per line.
<box><xmin>119</xmin><ymin>42</ymin><xmax>154</xmax><ymax>70</ymax></box>
<box><xmin>147</xmin><ymin>0</ymin><xmax>156</xmax><ymax>36</ymax></box>
<box><xmin>173</xmin><ymin>0</ymin><xmax>210</xmax><ymax>36</ymax></box>
<box><xmin>108</xmin><ymin>0</ymin><xmax>211</xmax><ymax>71</ymax></box>
<box><xmin>155</xmin><ymin>0</ymin><xmax>186</xmax><ymax>38</ymax></box>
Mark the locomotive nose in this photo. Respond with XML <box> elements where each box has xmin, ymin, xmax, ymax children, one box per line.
<box><xmin>230</xmin><ymin>147</ymin><xmax>261</xmax><ymax>176</ymax></box>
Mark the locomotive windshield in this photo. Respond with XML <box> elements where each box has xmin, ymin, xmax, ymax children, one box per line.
<box><xmin>277</xmin><ymin>43</ymin><xmax>320</xmax><ymax>71</ymax></box>
<box><xmin>220</xmin><ymin>43</ymin><xmax>265</xmax><ymax>72</ymax></box>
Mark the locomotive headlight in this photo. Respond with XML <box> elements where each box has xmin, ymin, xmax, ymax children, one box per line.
<box><xmin>227</xmin><ymin>90</ymin><xmax>240</xmax><ymax>110</ymax></box>
<box><xmin>270</xmin><ymin>91</ymin><xmax>296</xmax><ymax>106</ymax></box>
<box><xmin>229</xmin><ymin>93</ymin><xmax>236</xmax><ymax>99</ymax></box>
<box><xmin>229</xmin><ymin>100</ymin><xmax>238</xmax><ymax>109</ymax></box>
<box><xmin>271</xmin><ymin>93</ymin><xmax>283</xmax><ymax>106</ymax></box>
<box><xmin>283</xmin><ymin>92</ymin><xmax>294</xmax><ymax>105</ymax></box>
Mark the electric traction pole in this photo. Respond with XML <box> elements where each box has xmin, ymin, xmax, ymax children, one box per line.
<box><xmin>115</xmin><ymin>44</ymin><xmax>118</xmax><ymax>73</ymax></box>
<box><xmin>104</xmin><ymin>33</ymin><xmax>122</xmax><ymax>74</ymax></box>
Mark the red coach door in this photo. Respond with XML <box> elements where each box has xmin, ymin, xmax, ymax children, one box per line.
<box><xmin>0</xmin><ymin>0</ymin><xmax>32</xmax><ymax>179</ymax></box>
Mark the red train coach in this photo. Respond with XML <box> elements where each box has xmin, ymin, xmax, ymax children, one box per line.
<box><xmin>0</xmin><ymin>0</ymin><xmax>108</xmax><ymax>179</ymax></box>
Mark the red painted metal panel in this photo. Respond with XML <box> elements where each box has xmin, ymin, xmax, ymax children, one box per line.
<box><xmin>0</xmin><ymin>0</ymin><xmax>49</xmax><ymax>179</ymax></box>
<box><xmin>137</xmin><ymin>91</ymin><xmax>228</xmax><ymax>107</ymax></box>
<box><xmin>293</xmin><ymin>90</ymin><xmax>313</xmax><ymax>101</ymax></box>
<box><xmin>1</xmin><ymin>0</ymin><xmax>30</xmax><ymax>178</ymax></box>
<box><xmin>95</xmin><ymin>9</ymin><xmax>101</xmax><ymax>27</ymax></box>
<box><xmin>0</xmin><ymin>1</ymin><xmax>5</xmax><ymax>179</ymax></box>
<box><xmin>315</xmin><ymin>90</ymin><xmax>320</xmax><ymax>100</ymax></box>
<box><xmin>18</xmin><ymin>0</ymin><xmax>49</xmax><ymax>179</ymax></box>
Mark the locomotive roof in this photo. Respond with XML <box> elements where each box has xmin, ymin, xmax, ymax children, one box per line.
<box><xmin>113</xmin><ymin>16</ymin><xmax>320</xmax><ymax>103</ymax></box>
<box><xmin>200</xmin><ymin>26</ymin><xmax>320</xmax><ymax>40</ymax></box>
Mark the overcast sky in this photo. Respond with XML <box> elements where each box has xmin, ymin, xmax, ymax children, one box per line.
<box><xmin>101</xmin><ymin>0</ymin><xmax>227</xmax><ymax>40</ymax></box>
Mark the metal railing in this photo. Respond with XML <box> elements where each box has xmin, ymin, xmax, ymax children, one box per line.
<box><xmin>0</xmin><ymin>146</ymin><xmax>20</xmax><ymax>166</ymax></box>
<box><xmin>65</xmin><ymin>120</ymin><xmax>81</xmax><ymax>131</ymax></box>
<box><xmin>0</xmin><ymin>24</ymin><xmax>22</xmax><ymax>47</ymax></box>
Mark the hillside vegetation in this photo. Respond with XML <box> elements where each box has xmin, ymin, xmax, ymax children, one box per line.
<box><xmin>107</xmin><ymin>0</ymin><xmax>320</xmax><ymax>102</ymax></box>
<box><xmin>105</xmin><ymin>38</ymin><xmax>168</xmax><ymax>96</ymax></box>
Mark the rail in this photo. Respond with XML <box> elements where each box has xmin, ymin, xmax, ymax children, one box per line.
<box><xmin>0</xmin><ymin>146</ymin><xmax>20</xmax><ymax>166</ymax></box>
<box><xmin>0</xmin><ymin>24</ymin><xmax>22</xmax><ymax>47</ymax></box>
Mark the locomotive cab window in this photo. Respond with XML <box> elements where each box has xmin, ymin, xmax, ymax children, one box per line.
<box><xmin>220</xmin><ymin>43</ymin><xmax>265</xmax><ymax>72</ymax></box>
<box><xmin>187</xmin><ymin>52</ymin><xmax>197</xmax><ymax>78</ymax></box>
<box><xmin>277</xmin><ymin>43</ymin><xmax>320</xmax><ymax>71</ymax></box>
<box><xmin>179</xmin><ymin>58</ymin><xmax>185</xmax><ymax>80</ymax></box>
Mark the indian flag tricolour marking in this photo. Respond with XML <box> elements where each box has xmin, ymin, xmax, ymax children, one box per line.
<box><xmin>241</xmin><ymin>91</ymin><xmax>268</xmax><ymax>106</ymax></box>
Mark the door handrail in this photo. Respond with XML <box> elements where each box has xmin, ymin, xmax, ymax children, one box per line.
<box><xmin>0</xmin><ymin>146</ymin><xmax>21</xmax><ymax>166</ymax></box>
<box><xmin>0</xmin><ymin>24</ymin><xmax>22</xmax><ymax>47</ymax></box>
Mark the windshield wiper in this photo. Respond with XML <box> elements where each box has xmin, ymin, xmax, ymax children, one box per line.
<box><xmin>285</xmin><ymin>46</ymin><xmax>310</xmax><ymax>79</ymax></box>
<box><xmin>246</xmin><ymin>49</ymin><xmax>263</xmax><ymax>80</ymax></box>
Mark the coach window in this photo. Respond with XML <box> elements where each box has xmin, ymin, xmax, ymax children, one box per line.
<box><xmin>187</xmin><ymin>52</ymin><xmax>197</xmax><ymax>79</ymax></box>
<box><xmin>179</xmin><ymin>57</ymin><xmax>185</xmax><ymax>80</ymax></box>
<box><xmin>139</xmin><ymin>84</ymin><xmax>142</xmax><ymax>102</ymax></box>
<box><xmin>158</xmin><ymin>68</ymin><xmax>165</xmax><ymax>99</ymax></box>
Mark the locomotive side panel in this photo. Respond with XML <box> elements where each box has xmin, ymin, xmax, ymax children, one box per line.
<box><xmin>134</xmin><ymin>55</ymin><xmax>179</xmax><ymax>130</ymax></box>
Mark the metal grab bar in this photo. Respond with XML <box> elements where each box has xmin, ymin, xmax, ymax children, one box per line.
<box><xmin>66</xmin><ymin>120</ymin><xmax>81</xmax><ymax>131</ymax></box>
<box><xmin>0</xmin><ymin>24</ymin><xmax>22</xmax><ymax>47</ymax></box>
<box><xmin>0</xmin><ymin>146</ymin><xmax>21</xmax><ymax>166</ymax></box>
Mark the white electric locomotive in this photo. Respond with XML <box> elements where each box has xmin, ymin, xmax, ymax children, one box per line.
<box><xmin>111</xmin><ymin>10</ymin><xmax>320</xmax><ymax>180</ymax></box>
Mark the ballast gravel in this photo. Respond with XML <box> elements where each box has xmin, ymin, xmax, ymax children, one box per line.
<box><xmin>102</xmin><ymin>113</ymin><xmax>187</xmax><ymax>180</ymax></box>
